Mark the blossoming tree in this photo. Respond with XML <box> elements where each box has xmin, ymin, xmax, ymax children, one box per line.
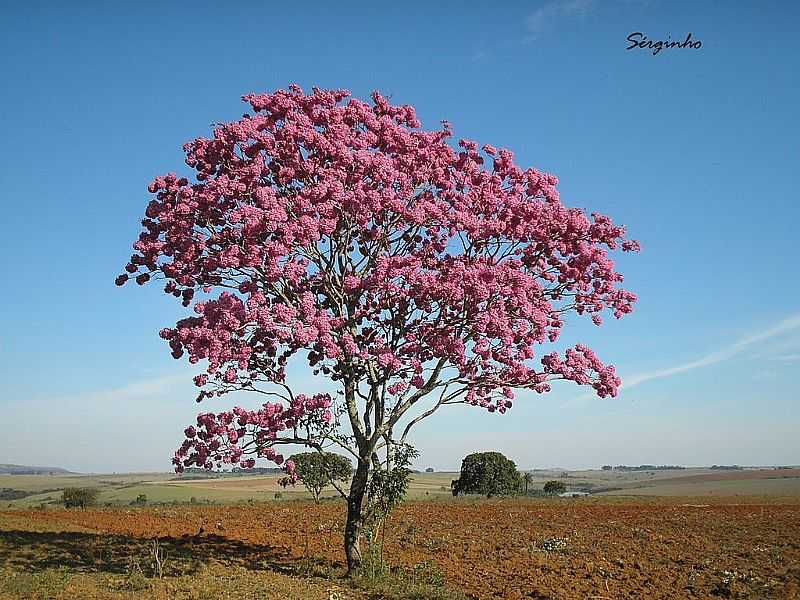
<box><xmin>117</xmin><ymin>85</ymin><xmax>639</xmax><ymax>572</ymax></box>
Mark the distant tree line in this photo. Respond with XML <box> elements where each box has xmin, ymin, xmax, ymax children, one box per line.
<box><xmin>0</xmin><ymin>464</ymin><xmax>72</xmax><ymax>475</ymax></box>
<box><xmin>710</xmin><ymin>465</ymin><xmax>743</xmax><ymax>470</ymax></box>
<box><xmin>4</xmin><ymin>470</ymin><xmax>61</xmax><ymax>475</ymax></box>
<box><xmin>174</xmin><ymin>466</ymin><xmax>284</xmax><ymax>480</ymax></box>
<box><xmin>230</xmin><ymin>466</ymin><xmax>283</xmax><ymax>474</ymax></box>
<box><xmin>604</xmin><ymin>465</ymin><xmax>685</xmax><ymax>472</ymax></box>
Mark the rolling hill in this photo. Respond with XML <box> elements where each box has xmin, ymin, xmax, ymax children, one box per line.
<box><xmin>0</xmin><ymin>464</ymin><xmax>73</xmax><ymax>475</ymax></box>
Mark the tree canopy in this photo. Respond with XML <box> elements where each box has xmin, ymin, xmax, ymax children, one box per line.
<box><xmin>289</xmin><ymin>451</ymin><xmax>352</xmax><ymax>503</ymax></box>
<box><xmin>451</xmin><ymin>452</ymin><xmax>522</xmax><ymax>498</ymax></box>
<box><xmin>543</xmin><ymin>480</ymin><xmax>567</xmax><ymax>495</ymax></box>
<box><xmin>117</xmin><ymin>86</ymin><xmax>638</xmax><ymax>571</ymax></box>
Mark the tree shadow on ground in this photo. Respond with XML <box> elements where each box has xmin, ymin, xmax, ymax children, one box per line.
<box><xmin>0</xmin><ymin>530</ymin><xmax>337</xmax><ymax>577</ymax></box>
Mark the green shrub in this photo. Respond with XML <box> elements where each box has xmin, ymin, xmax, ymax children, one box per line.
<box><xmin>412</xmin><ymin>560</ymin><xmax>446</xmax><ymax>587</ymax></box>
<box><xmin>62</xmin><ymin>487</ymin><xmax>98</xmax><ymax>508</ymax></box>
<box><xmin>354</xmin><ymin>558</ymin><xmax>467</xmax><ymax>600</ymax></box>
<box><xmin>543</xmin><ymin>480</ymin><xmax>567</xmax><ymax>495</ymax></box>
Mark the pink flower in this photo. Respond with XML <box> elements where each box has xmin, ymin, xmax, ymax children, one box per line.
<box><xmin>387</xmin><ymin>382</ymin><xmax>408</xmax><ymax>396</ymax></box>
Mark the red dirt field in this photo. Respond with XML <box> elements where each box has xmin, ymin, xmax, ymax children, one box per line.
<box><xmin>2</xmin><ymin>497</ymin><xmax>800</xmax><ymax>599</ymax></box>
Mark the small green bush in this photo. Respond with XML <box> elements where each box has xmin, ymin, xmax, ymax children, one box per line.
<box><xmin>412</xmin><ymin>560</ymin><xmax>446</xmax><ymax>587</ymax></box>
<box><xmin>122</xmin><ymin>558</ymin><xmax>152</xmax><ymax>591</ymax></box>
<box><xmin>354</xmin><ymin>557</ymin><xmax>467</xmax><ymax>600</ymax></box>
<box><xmin>62</xmin><ymin>487</ymin><xmax>98</xmax><ymax>508</ymax></box>
<box><xmin>543</xmin><ymin>480</ymin><xmax>567</xmax><ymax>495</ymax></box>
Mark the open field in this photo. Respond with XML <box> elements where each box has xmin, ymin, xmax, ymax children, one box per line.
<box><xmin>1</xmin><ymin>496</ymin><xmax>799</xmax><ymax>599</ymax></box>
<box><xmin>596</xmin><ymin>478</ymin><xmax>800</xmax><ymax>497</ymax></box>
<box><xmin>526</xmin><ymin>467</ymin><xmax>800</xmax><ymax>495</ymax></box>
<box><xmin>0</xmin><ymin>472</ymin><xmax>459</xmax><ymax>508</ymax></box>
<box><xmin>3</xmin><ymin>468</ymin><xmax>800</xmax><ymax>509</ymax></box>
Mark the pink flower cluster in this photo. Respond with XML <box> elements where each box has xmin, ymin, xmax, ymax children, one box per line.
<box><xmin>173</xmin><ymin>393</ymin><xmax>333</xmax><ymax>474</ymax></box>
<box><xmin>117</xmin><ymin>86</ymin><xmax>638</xmax><ymax>471</ymax></box>
<box><xmin>541</xmin><ymin>345</ymin><xmax>622</xmax><ymax>398</ymax></box>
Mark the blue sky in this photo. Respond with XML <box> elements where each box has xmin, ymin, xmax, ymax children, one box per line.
<box><xmin>1</xmin><ymin>0</ymin><xmax>798</xmax><ymax>472</ymax></box>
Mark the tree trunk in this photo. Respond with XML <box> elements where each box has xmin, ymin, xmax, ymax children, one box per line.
<box><xmin>344</xmin><ymin>457</ymin><xmax>370</xmax><ymax>574</ymax></box>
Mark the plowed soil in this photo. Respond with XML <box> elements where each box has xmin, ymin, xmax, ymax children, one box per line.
<box><xmin>3</xmin><ymin>496</ymin><xmax>799</xmax><ymax>599</ymax></box>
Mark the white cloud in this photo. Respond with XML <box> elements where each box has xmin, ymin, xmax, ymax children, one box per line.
<box><xmin>622</xmin><ymin>314</ymin><xmax>800</xmax><ymax>390</ymax></box>
<box><xmin>82</xmin><ymin>373</ymin><xmax>188</xmax><ymax>403</ymax></box>
<box><xmin>769</xmin><ymin>353</ymin><xmax>800</xmax><ymax>362</ymax></box>
<box><xmin>524</xmin><ymin>0</ymin><xmax>654</xmax><ymax>40</ymax></box>
<box><xmin>526</xmin><ymin>0</ymin><xmax>595</xmax><ymax>34</ymax></box>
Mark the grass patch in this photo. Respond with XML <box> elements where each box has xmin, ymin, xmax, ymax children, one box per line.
<box><xmin>352</xmin><ymin>546</ymin><xmax>467</xmax><ymax>600</ymax></box>
<box><xmin>1</xmin><ymin>567</ymin><xmax>70</xmax><ymax>599</ymax></box>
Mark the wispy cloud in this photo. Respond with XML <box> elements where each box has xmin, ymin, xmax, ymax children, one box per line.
<box><xmin>24</xmin><ymin>372</ymin><xmax>190</xmax><ymax>407</ymax></box>
<box><xmin>622</xmin><ymin>314</ymin><xmax>800</xmax><ymax>390</ymax></box>
<box><xmin>751</xmin><ymin>370</ymin><xmax>779</xmax><ymax>381</ymax></box>
<box><xmin>524</xmin><ymin>0</ymin><xmax>654</xmax><ymax>40</ymax></box>
<box><xmin>769</xmin><ymin>353</ymin><xmax>800</xmax><ymax>363</ymax></box>
<box><xmin>526</xmin><ymin>0</ymin><xmax>596</xmax><ymax>35</ymax></box>
<box><xmin>471</xmin><ymin>48</ymin><xmax>491</xmax><ymax>64</ymax></box>
<box><xmin>83</xmin><ymin>373</ymin><xmax>188</xmax><ymax>403</ymax></box>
